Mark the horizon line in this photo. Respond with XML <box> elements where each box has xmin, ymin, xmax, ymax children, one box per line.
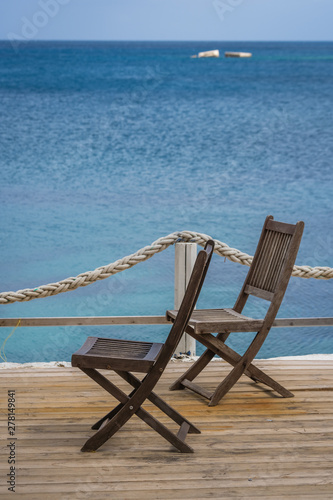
<box><xmin>1</xmin><ymin>39</ymin><xmax>333</xmax><ymax>43</ymax></box>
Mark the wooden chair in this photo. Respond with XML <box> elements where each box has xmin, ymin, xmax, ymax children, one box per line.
<box><xmin>71</xmin><ymin>240</ymin><xmax>214</xmax><ymax>453</ymax></box>
<box><xmin>167</xmin><ymin>216</ymin><xmax>304</xmax><ymax>406</ymax></box>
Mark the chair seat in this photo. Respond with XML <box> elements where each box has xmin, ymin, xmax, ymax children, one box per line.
<box><xmin>167</xmin><ymin>308</ymin><xmax>264</xmax><ymax>334</ymax></box>
<box><xmin>72</xmin><ymin>336</ymin><xmax>164</xmax><ymax>373</ymax></box>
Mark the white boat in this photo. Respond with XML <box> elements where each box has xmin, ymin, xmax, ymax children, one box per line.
<box><xmin>191</xmin><ymin>50</ymin><xmax>220</xmax><ymax>58</ymax></box>
<box><xmin>225</xmin><ymin>52</ymin><xmax>252</xmax><ymax>58</ymax></box>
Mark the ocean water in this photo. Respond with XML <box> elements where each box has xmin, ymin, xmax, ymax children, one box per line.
<box><xmin>0</xmin><ymin>41</ymin><xmax>332</xmax><ymax>363</ymax></box>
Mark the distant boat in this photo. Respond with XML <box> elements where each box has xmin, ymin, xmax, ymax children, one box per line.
<box><xmin>225</xmin><ymin>52</ymin><xmax>252</xmax><ymax>58</ymax></box>
<box><xmin>191</xmin><ymin>50</ymin><xmax>220</xmax><ymax>58</ymax></box>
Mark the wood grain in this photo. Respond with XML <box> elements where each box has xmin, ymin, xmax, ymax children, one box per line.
<box><xmin>0</xmin><ymin>359</ymin><xmax>332</xmax><ymax>498</ymax></box>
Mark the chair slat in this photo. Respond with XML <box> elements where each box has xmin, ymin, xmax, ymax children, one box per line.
<box><xmin>264</xmin><ymin>231</ymin><xmax>283</xmax><ymax>291</ymax></box>
<box><xmin>248</xmin><ymin>228</ymin><xmax>293</xmax><ymax>295</ymax></box>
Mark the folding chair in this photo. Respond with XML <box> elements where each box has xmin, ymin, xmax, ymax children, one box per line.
<box><xmin>71</xmin><ymin>240</ymin><xmax>214</xmax><ymax>453</ymax></box>
<box><xmin>167</xmin><ymin>216</ymin><xmax>304</xmax><ymax>406</ymax></box>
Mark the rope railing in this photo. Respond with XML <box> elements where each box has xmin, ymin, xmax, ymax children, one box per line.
<box><xmin>0</xmin><ymin>230</ymin><xmax>332</xmax><ymax>305</ymax></box>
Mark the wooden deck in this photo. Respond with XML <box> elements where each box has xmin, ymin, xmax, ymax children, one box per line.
<box><xmin>1</xmin><ymin>359</ymin><xmax>333</xmax><ymax>499</ymax></box>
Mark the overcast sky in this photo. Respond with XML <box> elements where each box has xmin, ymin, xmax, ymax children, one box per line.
<box><xmin>1</xmin><ymin>0</ymin><xmax>332</xmax><ymax>42</ymax></box>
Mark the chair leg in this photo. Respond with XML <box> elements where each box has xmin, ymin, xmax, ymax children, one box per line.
<box><xmin>177</xmin><ymin>330</ymin><xmax>293</xmax><ymax>403</ymax></box>
<box><xmin>91</xmin><ymin>387</ymin><xmax>136</xmax><ymax>430</ymax></box>
<box><xmin>116</xmin><ymin>370</ymin><xmax>200</xmax><ymax>434</ymax></box>
<box><xmin>244</xmin><ymin>365</ymin><xmax>294</xmax><ymax>398</ymax></box>
<box><xmin>208</xmin><ymin>328</ymin><xmax>280</xmax><ymax>406</ymax></box>
<box><xmin>169</xmin><ymin>331</ymin><xmax>230</xmax><ymax>392</ymax></box>
<box><xmin>197</xmin><ymin>334</ymin><xmax>293</xmax><ymax>399</ymax></box>
<box><xmin>135</xmin><ymin>406</ymin><xmax>195</xmax><ymax>453</ymax></box>
<box><xmin>80</xmin><ymin>368</ymin><xmax>138</xmax><ymax>451</ymax></box>
<box><xmin>80</xmin><ymin>367</ymin><xmax>197</xmax><ymax>453</ymax></box>
<box><xmin>170</xmin><ymin>327</ymin><xmax>293</xmax><ymax>405</ymax></box>
<box><xmin>83</xmin><ymin>396</ymin><xmax>195</xmax><ymax>453</ymax></box>
<box><xmin>215</xmin><ymin>342</ymin><xmax>294</xmax><ymax>398</ymax></box>
<box><xmin>208</xmin><ymin>360</ymin><xmax>247</xmax><ymax>406</ymax></box>
<box><xmin>170</xmin><ymin>348</ymin><xmax>215</xmax><ymax>391</ymax></box>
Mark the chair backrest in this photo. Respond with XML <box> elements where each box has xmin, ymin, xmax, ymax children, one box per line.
<box><xmin>234</xmin><ymin>216</ymin><xmax>304</xmax><ymax>323</ymax></box>
<box><xmin>158</xmin><ymin>240</ymin><xmax>214</xmax><ymax>367</ymax></box>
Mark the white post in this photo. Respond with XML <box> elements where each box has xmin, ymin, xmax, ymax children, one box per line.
<box><xmin>174</xmin><ymin>242</ymin><xmax>197</xmax><ymax>356</ymax></box>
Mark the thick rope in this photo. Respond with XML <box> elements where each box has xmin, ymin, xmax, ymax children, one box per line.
<box><xmin>0</xmin><ymin>230</ymin><xmax>332</xmax><ymax>305</ymax></box>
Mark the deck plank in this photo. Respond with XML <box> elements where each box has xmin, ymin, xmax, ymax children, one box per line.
<box><xmin>1</xmin><ymin>360</ymin><xmax>333</xmax><ymax>499</ymax></box>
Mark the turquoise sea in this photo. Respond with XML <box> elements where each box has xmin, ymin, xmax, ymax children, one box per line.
<box><xmin>0</xmin><ymin>41</ymin><xmax>332</xmax><ymax>363</ymax></box>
